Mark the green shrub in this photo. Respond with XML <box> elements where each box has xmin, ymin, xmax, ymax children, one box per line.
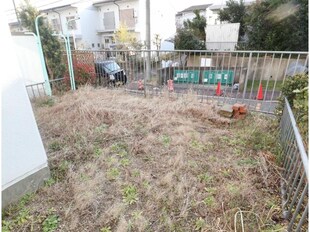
<box><xmin>277</xmin><ymin>73</ymin><xmax>308</xmax><ymax>146</ymax></box>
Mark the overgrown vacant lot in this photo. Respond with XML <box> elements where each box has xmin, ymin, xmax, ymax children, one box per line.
<box><xmin>3</xmin><ymin>87</ymin><xmax>285</xmax><ymax>231</ymax></box>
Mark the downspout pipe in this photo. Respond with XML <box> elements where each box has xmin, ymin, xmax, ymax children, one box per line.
<box><xmin>113</xmin><ymin>0</ymin><xmax>120</xmax><ymax>21</ymax></box>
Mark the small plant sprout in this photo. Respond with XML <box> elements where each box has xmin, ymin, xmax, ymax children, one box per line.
<box><xmin>122</xmin><ymin>185</ymin><xmax>138</xmax><ymax>205</ymax></box>
<box><xmin>48</xmin><ymin>141</ymin><xmax>63</xmax><ymax>152</ymax></box>
<box><xmin>161</xmin><ymin>135</ymin><xmax>171</xmax><ymax>147</ymax></box>
<box><xmin>198</xmin><ymin>173</ymin><xmax>213</xmax><ymax>185</ymax></box>
<box><xmin>203</xmin><ymin>196</ymin><xmax>215</xmax><ymax>207</ymax></box>
<box><xmin>94</xmin><ymin>147</ymin><xmax>103</xmax><ymax>157</ymax></box>
<box><xmin>120</xmin><ymin>158</ymin><xmax>130</xmax><ymax>166</ymax></box>
<box><xmin>133</xmin><ymin>169</ymin><xmax>140</xmax><ymax>177</ymax></box>
<box><xmin>107</xmin><ymin>168</ymin><xmax>120</xmax><ymax>180</ymax></box>
<box><xmin>45</xmin><ymin>178</ymin><xmax>56</xmax><ymax>187</ymax></box>
<box><xmin>100</xmin><ymin>226</ymin><xmax>112</xmax><ymax>232</ymax></box>
<box><xmin>194</xmin><ymin>217</ymin><xmax>205</xmax><ymax>231</ymax></box>
<box><xmin>131</xmin><ymin>211</ymin><xmax>143</xmax><ymax>220</ymax></box>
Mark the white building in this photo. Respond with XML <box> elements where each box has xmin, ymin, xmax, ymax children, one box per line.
<box><xmin>175</xmin><ymin>4</ymin><xmax>211</xmax><ymax>29</ymax></box>
<box><xmin>205</xmin><ymin>4</ymin><xmax>228</xmax><ymax>25</ymax></box>
<box><xmin>6</xmin><ymin>0</ymin><xmax>173</xmax><ymax>50</ymax></box>
<box><xmin>42</xmin><ymin>1</ymin><xmax>101</xmax><ymax>50</ymax></box>
<box><xmin>93</xmin><ymin>0</ymin><xmax>144</xmax><ymax>49</ymax></box>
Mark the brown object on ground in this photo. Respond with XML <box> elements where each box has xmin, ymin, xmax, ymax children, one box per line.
<box><xmin>233</xmin><ymin>103</ymin><xmax>248</xmax><ymax>119</ymax></box>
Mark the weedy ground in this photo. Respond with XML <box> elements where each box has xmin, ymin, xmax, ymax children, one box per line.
<box><xmin>2</xmin><ymin>86</ymin><xmax>286</xmax><ymax>231</ymax></box>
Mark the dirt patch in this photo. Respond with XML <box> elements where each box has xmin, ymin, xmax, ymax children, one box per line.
<box><xmin>2</xmin><ymin>87</ymin><xmax>285</xmax><ymax>231</ymax></box>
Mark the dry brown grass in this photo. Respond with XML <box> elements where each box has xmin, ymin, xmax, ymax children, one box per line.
<box><xmin>2</xmin><ymin>86</ymin><xmax>286</xmax><ymax>232</ymax></box>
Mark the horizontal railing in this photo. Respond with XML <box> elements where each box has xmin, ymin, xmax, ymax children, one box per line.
<box><xmin>280</xmin><ymin>98</ymin><xmax>308</xmax><ymax>231</ymax></box>
<box><xmin>25</xmin><ymin>78</ymin><xmax>66</xmax><ymax>99</ymax></box>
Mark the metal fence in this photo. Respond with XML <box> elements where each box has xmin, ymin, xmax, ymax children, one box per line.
<box><xmin>27</xmin><ymin>50</ymin><xmax>308</xmax><ymax>114</ymax></box>
<box><xmin>73</xmin><ymin>50</ymin><xmax>308</xmax><ymax>114</ymax></box>
<box><xmin>26</xmin><ymin>78</ymin><xmax>66</xmax><ymax>99</ymax></box>
<box><xmin>280</xmin><ymin>98</ymin><xmax>308</xmax><ymax>231</ymax></box>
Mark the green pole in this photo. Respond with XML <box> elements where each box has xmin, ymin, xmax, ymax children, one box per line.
<box><xmin>52</xmin><ymin>33</ymin><xmax>73</xmax><ymax>90</ymax></box>
<box><xmin>66</xmin><ymin>18</ymin><xmax>79</xmax><ymax>91</ymax></box>
<box><xmin>35</xmin><ymin>14</ymin><xmax>52</xmax><ymax>96</ymax></box>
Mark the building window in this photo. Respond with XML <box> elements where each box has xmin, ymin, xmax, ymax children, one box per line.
<box><xmin>103</xmin><ymin>12</ymin><xmax>115</xmax><ymax>30</ymax></box>
<box><xmin>66</xmin><ymin>16</ymin><xmax>77</xmax><ymax>30</ymax></box>
<box><xmin>120</xmin><ymin>9</ymin><xmax>135</xmax><ymax>28</ymax></box>
<box><xmin>92</xmin><ymin>43</ymin><xmax>95</xmax><ymax>48</ymax></box>
<box><xmin>97</xmin><ymin>43</ymin><xmax>100</xmax><ymax>47</ymax></box>
<box><xmin>105</xmin><ymin>38</ymin><xmax>110</xmax><ymax>43</ymax></box>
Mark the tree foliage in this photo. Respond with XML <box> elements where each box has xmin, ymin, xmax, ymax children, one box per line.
<box><xmin>218</xmin><ymin>0</ymin><xmax>308</xmax><ymax>50</ymax></box>
<box><xmin>174</xmin><ymin>28</ymin><xmax>205</xmax><ymax>50</ymax></box>
<box><xmin>114</xmin><ymin>23</ymin><xmax>143</xmax><ymax>50</ymax></box>
<box><xmin>277</xmin><ymin>73</ymin><xmax>308</xmax><ymax>146</ymax></box>
<box><xmin>245</xmin><ymin>0</ymin><xmax>308</xmax><ymax>51</ymax></box>
<box><xmin>175</xmin><ymin>10</ymin><xmax>206</xmax><ymax>50</ymax></box>
<box><xmin>18</xmin><ymin>3</ymin><xmax>65</xmax><ymax>79</ymax></box>
<box><xmin>218</xmin><ymin>0</ymin><xmax>246</xmax><ymax>38</ymax></box>
<box><xmin>183</xmin><ymin>10</ymin><xmax>206</xmax><ymax>41</ymax></box>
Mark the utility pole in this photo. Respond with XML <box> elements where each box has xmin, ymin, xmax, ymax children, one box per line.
<box><xmin>145</xmin><ymin>0</ymin><xmax>151</xmax><ymax>96</ymax></box>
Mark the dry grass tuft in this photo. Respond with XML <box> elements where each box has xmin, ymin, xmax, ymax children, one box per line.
<box><xmin>2</xmin><ymin>86</ymin><xmax>284</xmax><ymax>231</ymax></box>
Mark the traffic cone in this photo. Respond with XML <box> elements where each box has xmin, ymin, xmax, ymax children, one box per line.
<box><xmin>257</xmin><ymin>83</ymin><xmax>263</xmax><ymax>100</ymax></box>
<box><xmin>216</xmin><ymin>81</ymin><xmax>222</xmax><ymax>96</ymax></box>
<box><xmin>138</xmin><ymin>80</ymin><xmax>144</xmax><ymax>90</ymax></box>
<box><xmin>167</xmin><ymin>79</ymin><xmax>174</xmax><ymax>92</ymax></box>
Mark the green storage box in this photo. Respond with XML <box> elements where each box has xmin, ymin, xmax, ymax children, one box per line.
<box><xmin>203</xmin><ymin>70</ymin><xmax>234</xmax><ymax>85</ymax></box>
<box><xmin>173</xmin><ymin>70</ymin><xmax>200</xmax><ymax>84</ymax></box>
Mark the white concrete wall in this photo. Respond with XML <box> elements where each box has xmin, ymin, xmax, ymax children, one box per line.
<box><xmin>1</xmin><ymin>12</ymin><xmax>49</xmax><ymax>192</ymax></box>
<box><xmin>12</xmin><ymin>35</ymin><xmax>45</xmax><ymax>86</ymax></box>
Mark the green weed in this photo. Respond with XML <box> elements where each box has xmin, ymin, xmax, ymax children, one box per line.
<box><xmin>194</xmin><ymin>217</ymin><xmax>205</xmax><ymax>231</ymax></box>
<box><xmin>45</xmin><ymin>178</ymin><xmax>56</xmax><ymax>187</ymax></box>
<box><xmin>133</xmin><ymin>169</ymin><xmax>140</xmax><ymax>177</ymax></box>
<box><xmin>203</xmin><ymin>196</ymin><xmax>215</xmax><ymax>207</ymax></box>
<box><xmin>227</xmin><ymin>184</ymin><xmax>240</xmax><ymax>195</ymax></box>
<box><xmin>198</xmin><ymin>173</ymin><xmax>213</xmax><ymax>185</ymax></box>
<box><xmin>2</xmin><ymin>220</ymin><xmax>14</xmax><ymax>232</ymax></box>
<box><xmin>95</xmin><ymin>124</ymin><xmax>108</xmax><ymax>133</ymax></box>
<box><xmin>190</xmin><ymin>140</ymin><xmax>205</xmax><ymax>151</ymax></box>
<box><xmin>16</xmin><ymin>208</ymin><xmax>31</xmax><ymax>225</ymax></box>
<box><xmin>205</xmin><ymin>187</ymin><xmax>217</xmax><ymax>195</ymax></box>
<box><xmin>48</xmin><ymin>141</ymin><xmax>63</xmax><ymax>152</ymax></box>
<box><xmin>100</xmin><ymin>226</ymin><xmax>112</xmax><ymax>232</ymax></box>
<box><xmin>107</xmin><ymin>168</ymin><xmax>120</xmax><ymax>180</ymax></box>
<box><xmin>237</xmin><ymin>158</ymin><xmax>258</xmax><ymax>166</ymax></box>
<box><xmin>120</xmin><ymin>158</ymin><xmax>130</xmax><ymax>166</ymax></box>
<box><xmin>111</xmin><ymin>143</ymin><xmax>128</xmax><ymax>156</ymax></box>
<box><xmin>42</xmin><ymin>214</ymin><xmax>59</xmax><ymax>232</ymax></box>
<box><xmin>35</xmin><ymin>97</ymin><xmax>55</xmax><ymax>107</ymax></box>
<box><xmin>122</xmin><ymin>185</ymin><xmax>138</xmax><ymax>205</ymax></box>
<box><xmin>94</xmin><ymin>147</ymin><xmax>103</xmax><ymax>157</ymax></box>
<box><xmin>161</xmin><ymin>135</ymin><xmax>171</xmax><ymax>147</ymax></box>
<box><xmin>80</xmin><ymin>173</ymin><xmax>90</xmax><ymax>181</ymax></box>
